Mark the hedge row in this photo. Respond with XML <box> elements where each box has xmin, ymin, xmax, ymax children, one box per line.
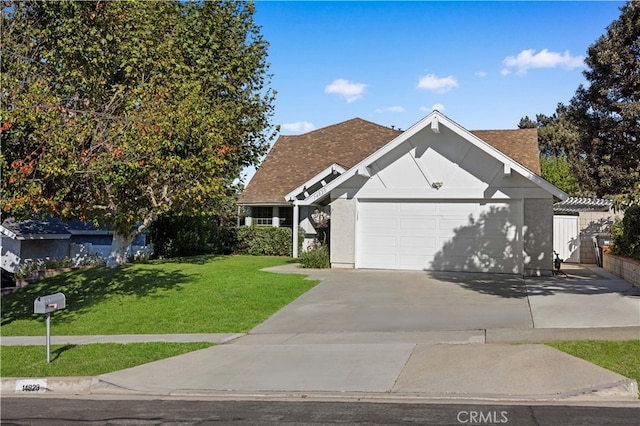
<box><xmin>150</xmin><ymin>216</ymin><xmax>304</xmax><ymax>258</ymax></box>
<box><xmin>235</xmin><ymin>226</ymin><xmax>303</xmax><ymax>256</ymax></box>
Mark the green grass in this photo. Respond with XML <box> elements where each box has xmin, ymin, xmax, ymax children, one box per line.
<box><xmin>1</xmin><ymin>342</ymin><xmax>213</xmax><ymax>377</ymax></box>
<box><xmin>1</xmin><ymin>255</ymin><xmax>315</xmax><ymax>335</ymax></box>
<box><xmin>1</xmin><ymin>256</ymin><xmax>314</xmax><ymax>377</ymax></box>
<box><xmin>547</xmin><ymin>340</ymin><xmax>640</xmax><ymax>396</ymax></box>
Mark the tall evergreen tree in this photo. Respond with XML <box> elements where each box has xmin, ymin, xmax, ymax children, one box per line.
<box><xmin>517</xmin><ymin>116</ymin><xmax>537</xmax><ymax>129</ymax></box>
<box><xmin>567</xmin><ymin>1</ymin><xmax>639</xmax><ymax>201</ymax></box>
<box><xmin>520</xmin><ymin>109</ymin><xmax>580</xmax><ymax>196</ymax></box>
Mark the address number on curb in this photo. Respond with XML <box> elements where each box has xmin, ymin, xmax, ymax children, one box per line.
<box><xmin>15</xmin><ymin>379</ymin><xmax>47</xmax><ymax>393</ymax></box>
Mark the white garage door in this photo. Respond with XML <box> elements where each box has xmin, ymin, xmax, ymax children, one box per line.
<box><xmin>356</xmin><ymin>200</ymin><xmax>522</xmax><ymax>273</ymax></box>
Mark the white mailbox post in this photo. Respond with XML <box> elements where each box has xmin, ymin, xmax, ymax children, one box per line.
<box><xmin>34</xmin><ymin>293</ymin><xmax>66</xmax><ymax>363</ymax></box>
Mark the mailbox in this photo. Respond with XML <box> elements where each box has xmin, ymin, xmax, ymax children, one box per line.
<box><xmin>34</xmin><ymin>293</ymin><xmax>66</xmax><ymax>314</ymax></box>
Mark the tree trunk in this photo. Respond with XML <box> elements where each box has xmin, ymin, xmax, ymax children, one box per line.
<box><xmin>106</xmin><ymin>215</ymin><xmax>156</xmax><ymax>268</ymax></box>
<box><xmin>106</xmin><ymin>231</ymin><xmax>137</xmax><ymax>268</ymax></box>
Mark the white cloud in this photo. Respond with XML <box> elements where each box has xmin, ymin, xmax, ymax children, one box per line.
<box><xmin>419</xmin><ymin>104</ymin><xmax>445</xmax><ymax>112</ymax></box>
<box><xmin>375</xmin><ymin>106</ymin><xmax>405</xmax><ymax>113</ymax></box>
<box><xmin>475</xmin><ymin>71</ymin><xmax>487</xmax><ymax>78</ymax></box>
<box><xmin>502</xmin><ymin>48</ymin><xmax>584</xmax><ymax>74</ymax></box>
<box><xmin>281</xmin><ymin>121</ymin><xmax>316</xmax><ymax>134</ymax></box>
<box><xmin>417</xmin><ymin>74</ymin><xmax>459</xmax><ymax>93</ymax></box>
<box><xmin>325</xmin><ymin>78</ymin><xmax>367</xmax><ymax>103</ymax></box>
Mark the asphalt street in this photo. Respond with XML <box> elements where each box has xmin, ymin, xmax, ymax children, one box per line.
<box><xmin>2</xmin><ymin>397</ymin><xmax>640</xmax><ymax>425</ymax></box>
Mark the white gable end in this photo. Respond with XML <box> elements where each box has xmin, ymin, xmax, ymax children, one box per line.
<box><xmin>341</xmin><ymin>122</ymin><xmax>546</xmax><ymax>201</ymax></box>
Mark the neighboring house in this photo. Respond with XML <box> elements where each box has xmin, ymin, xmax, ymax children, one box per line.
<box><xmin>239</xmin><ymin>111</ymin><xmax>568</xmax><ymax>276</ymax></box>
<box><xmin>553</xmin><ymin>197</ymin><xmax>621</xmax><ymax>265</ymax></box>
<box><xmin>0</xmin><ymin>218</ymin><xmax>150</xmax><ymax>272</ymax></box>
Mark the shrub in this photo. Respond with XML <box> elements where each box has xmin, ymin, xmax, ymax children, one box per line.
<box><xmin>209</xmin><ymin>226</ymin><xmax>237</xmax><ymax>255</ymax></box>
<box><xmin>611</xmin><ymin>205</ymin><xmax>640</xmax><ymax>260</ymax></box>
<box><xmin>15</xmin><ymin>257</ymin><xmax>75</xmax><ymax>280</ymax></box>
<box><xmin>298</xmin><ymin>245</ymin><xmax>330</xmax><ymax>268</ymax></box>
<box><xmin>149</xmin><ymin>214</ymin><xmax>214</xmax><ymax>258</ymax></box>
<box><xmin>235</xmin><ymin>226</ymin><xmax>301</xmax><ymax>256</ymax></box>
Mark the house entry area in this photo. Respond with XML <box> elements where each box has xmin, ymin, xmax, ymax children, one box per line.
<box><xmin>355</xmin><ymin>200</ymin><xmax>523</xmax><ymax>274</ymax></box>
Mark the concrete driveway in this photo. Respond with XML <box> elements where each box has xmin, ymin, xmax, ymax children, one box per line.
<box><xmin>252</xmin><ymin>263</ymin><xmax>640</xmax><ymax>335</ymax></box>
<box><xmin>89</xmin><ymin>263</ymin><xmax>639</xmax><ymax>401</ymax></box>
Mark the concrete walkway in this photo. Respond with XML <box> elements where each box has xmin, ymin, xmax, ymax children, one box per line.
<box><xmin>2</xmin><ymin>264</ymin><xmax>639</xmax><ymax>402</ymax></box>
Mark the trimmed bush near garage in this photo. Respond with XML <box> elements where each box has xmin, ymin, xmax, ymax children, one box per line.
<box><xmin>299</xmin><ymin>245</ymin><xmax>330</xmax><ymax>268</ymax></box>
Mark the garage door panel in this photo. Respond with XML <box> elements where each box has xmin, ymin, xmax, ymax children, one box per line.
<box><xmin>399</xmin><ymin>218</ymin><xmax>436</xmax><ymax>233</ymax></box>
<box><xmin>360</xmin><ymin>253</ymin><xmax>397</xmax><ymax>269</ymax></box>
<box><xmin>363</xmin><ymin>217</ymin><xmax>397</xmax><ymax>231</ymax></box>
<box><xmin>439</xmin><ymin>217</ymin><xmax>471</xmax><ymax>232</ymax></box>
<box><xmin>357</xmin><ymin>200</ymin><xmax>522</xmax><ymax>273</ymax></box>
<box><xmin>360</xmin><ymin>234</ymin><xmax>397</xmax><ymax>249</ymax></box>
<box><xmin>399</xmin><ymin>255</ymin><xmax>433</xmax><ymax>269</ymax></box>
<box><xmin>398</xmin><ymin>202</ymin><xmax>438</xmax><ymax>214</ymax></box>
<box><xmin>399</xmin><ymin>236</ymin><xmax>437</xmax><ymax>250</ymax></box>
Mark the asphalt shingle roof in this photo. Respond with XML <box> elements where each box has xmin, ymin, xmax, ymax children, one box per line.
<box><xmin>1</xmin><ymin>218</ymin><xmax>108</xmax><ymax>238</ymax></box>
<box><xmin>239</xmin><ymin>118</ymin><xmax>541</xmax><ymax>205</ymax></box>
<box><xmin>239</xmin><ymin>118</ymin><xmax>402</xmax><ymax>204</ymax></box>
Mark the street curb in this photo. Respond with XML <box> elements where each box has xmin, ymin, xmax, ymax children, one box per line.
<box><xmin>2</xmin><ymin>377</ymin><xmax>96</xmax><ymax>395</ymax></box>
<box><xmin>3</xmin><ymin>376</ymin><xmax>638</xmax><ymax>402</ymax></box>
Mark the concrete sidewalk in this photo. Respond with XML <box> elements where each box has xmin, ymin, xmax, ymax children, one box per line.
<box><xmin>3</xmin><ymin>331</ymin><xmax>637</xmax><ymax>402</ymax></box>
<box><xmin>2</xmin><ymin>264</ymin><xmax>639</xmax><ymax>402</ymax></box>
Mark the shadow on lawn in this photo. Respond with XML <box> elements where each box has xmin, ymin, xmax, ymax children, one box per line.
<box><xmin>51</xmin><ymin>344</ymin><xmax>75</xmax><ymax>362</ymax></box>
<box><xmin>1</xmin><ymin>265</ymin><xmax>193</xmax><ymax>327</ymax></box>
<box><xmin>158</xmin><ymin>254</ymin><xmax>229</xmax><ymax>265</ymax></box>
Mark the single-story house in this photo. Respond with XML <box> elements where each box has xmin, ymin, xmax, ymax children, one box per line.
<box><xmin>0</xmin><ymin>217</ymin><xmax>150</xmax><ymax>272</ymax></box>
<box><xmin>552</xmin><ymin>197</ymin><xmax>621</xmax><ymax>265</ymax></box>
<box><xmin>239</xmin><ymin>111</ymin><xmax>568</xmax><ymax>276</ymax></box>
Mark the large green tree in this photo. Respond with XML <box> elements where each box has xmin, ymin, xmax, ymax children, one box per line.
<box><xmin>566</xmin><ymin>1</ymin><xmax>639</xmax><ymax>202</ymax></box>
<box><xmin>519</xmin><ymin>107</ymin><xmax>581</xmax><ymax>196</ymax></box>
<box><xmin>1</xmin><ymin>0</ymin><xmax>276</xmax><ymax>266</ymax></box>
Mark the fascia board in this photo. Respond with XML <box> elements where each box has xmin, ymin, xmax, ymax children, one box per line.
<box><xmin>283</xmin><ymin>163</ymin><xmax>346</xmax><ymax>202</ymax></box>
<box><xmin>67</xmin><ymin>230</ymin><xmax>112</xmax><ymax>235</ymax></box>
<box><xmin>20</xmin><ymin>234</ymin><xmax>71</xmax><ymax>240</ymax></box>
<box><xmin>239</xmin><ymin>202</ymin><xmax>292</xmax><ymax>207</ymax></box>
<box><xmin>0</xmin><ymin>225</ymin><xmax>17</xmax><ymax>239</ymax></box>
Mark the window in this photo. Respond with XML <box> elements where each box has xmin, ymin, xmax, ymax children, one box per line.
<box><xmin>279</xmin><ymin>207</ymin><xmax>293</xmax><ymax>227</ymax></box>
<box><xmin>252</xmin><ymin>207</ymin><xmax>273</xmax><ymax>226</ymax></box>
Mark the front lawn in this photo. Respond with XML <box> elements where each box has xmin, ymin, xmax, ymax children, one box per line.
<box><xmin>1</xmin><ymin>342</ymin><xmax>214</xmax><ymax>377</ymax></box>
<box><xmin>1</xmin><ymin>256</ymin><xmax>315</xmax><ymax>336</ymax></box>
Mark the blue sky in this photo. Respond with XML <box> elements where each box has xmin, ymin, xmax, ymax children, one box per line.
<box><xmin>242</xmin><ymin>0</ymin><xmax>625</xmax><ymax>181</ymax></box>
